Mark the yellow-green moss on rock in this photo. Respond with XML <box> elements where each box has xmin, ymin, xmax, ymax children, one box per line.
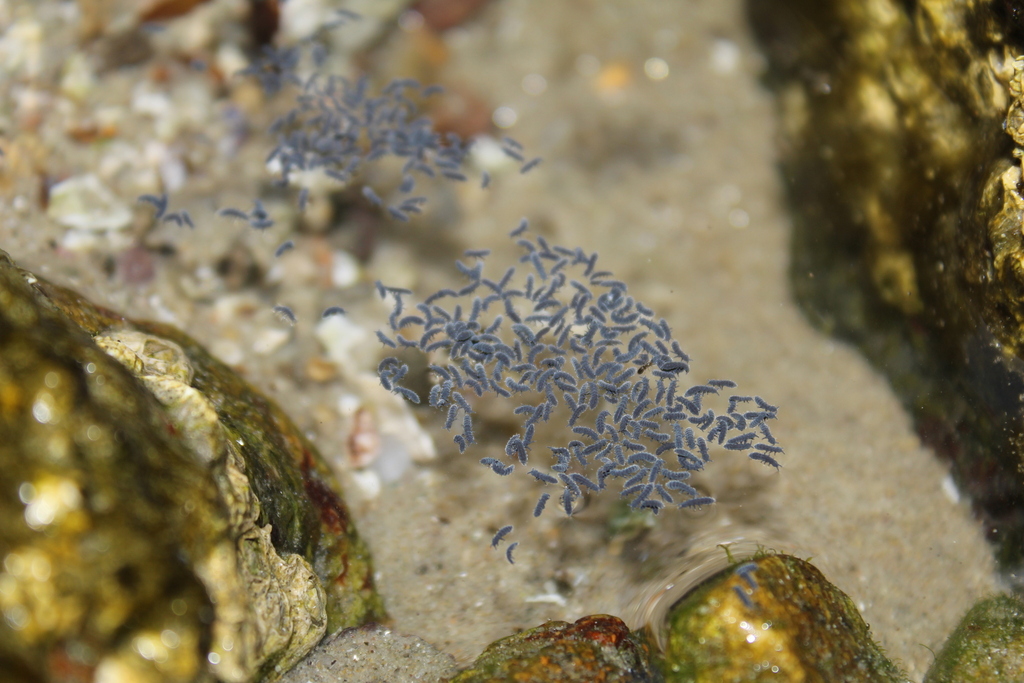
<box><xmin>662</xmin><ymin>555</ymin><xmax>903</xmax><ymax>683</ymax></box>
<box><xmin>924</xmin><ymin>593</ymin><xmax>1024</xmax><ymax>682</ymax></box>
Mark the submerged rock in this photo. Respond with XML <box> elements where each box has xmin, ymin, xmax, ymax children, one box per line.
<box><xmin>442</xmin><ymin>555</ymin><xmax>902</xmax><ymax>682</ymax></box>
<box><xmin>748</xmin><ymin>0</ymin><xmax>1024</xmax><ymax>568</ymax></box>
<box><xmin>924</xmin><ymin>593</ymin><xmax>1024</xmax><ymax>682</ymax></box>
<box><xmin>660</xmin><ymin>554</ymin><xmax>903</xmax><ymax>683</ymax></box>
<box><xmin>448</xmin><ymin>615</ymin><xmax>661</xmax><ymax>683</ymax></box>
<box><xmin>0</xmin><ymin>250</ymin><xmax>384</xmax><ymax>682</ymax></box>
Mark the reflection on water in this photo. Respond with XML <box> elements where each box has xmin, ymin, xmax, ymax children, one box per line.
<box><xmin>626</xmin><ymin>524</ymin><xmax>802</xmax><ymax>651</ymax></box>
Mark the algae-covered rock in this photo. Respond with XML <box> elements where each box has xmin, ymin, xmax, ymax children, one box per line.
<box><xmin>448</xmin><ymin>615</ymin><xmax>661</xmax><ymax>683</ymax></box>
<box><xmin>924</xmin><ymin>593</ymin><xmax>1024</xmax><ymax>682</ymax></box>
<box><xmin>748</xmin><ymin>0</ymin><xmax>1024</xmax><ymax>568</ymax></box>
<box><xmin>661</xmin><ymin>554</ymin><xmax>903</xmax><ymax>683</ymax></box>
<box><xmin>0</xmin><ymin>250</ymin><xmax>384</xmax><ymax>682</ymax></box>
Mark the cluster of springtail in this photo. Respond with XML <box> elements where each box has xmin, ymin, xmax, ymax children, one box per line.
<box><xmin>136</xmin><ymin>9</ymin><xmax>539</xmax><ymax>328</ymax></box>
<box><xmin>254</xmin><ymin>16</ymin><xmax>540</xmax><ymax>222</ymax></box>
<box><xmin>375</xmin><ymin>219</ymin><xmax>782</xmax><ymax>563</ymax></box>
<box><xmin>132</xmin><ymin>8</ymin><xmax>781</xmax><ymax>566</ymax></box>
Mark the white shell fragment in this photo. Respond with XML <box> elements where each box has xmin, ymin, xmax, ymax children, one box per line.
<box><xmin>47</xmin><ymin>174</ymin><xmax>132</xmax><ymax>232</ymax></box>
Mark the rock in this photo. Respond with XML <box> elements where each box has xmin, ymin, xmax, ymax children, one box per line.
<box><xmin>748</xmin><ymin>0</ymin><xmax>1024</xmax><ymax>568</ymax></box>
<box><xmin>0</xmin><ymin>250</ymin><xmax>384</xmax><ymax>682</ymax></box>
<box><xmin>447</xmin><ymin>615</ymin><xmax>660</xmax><ymax>683</ymax></box>
<box><xmin>924</xmin><ymin>593</ymin><xmax>1024</xmax><ymax>682</ymax></box>
<box><xmin>661</xmin><ymin>554</ymin><xmax>903</xmax><ymax>682</ymax></box>
<box><xmin>436</xmin><ymin>554</ymin><xmax>906</xmax><ymax>683</ymax></box>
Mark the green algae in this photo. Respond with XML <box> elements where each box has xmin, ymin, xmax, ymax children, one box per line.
<box><xmin>924</xmin><ymin>593</ymin><xmax>1024</xmax><ymax>682</ymax></box>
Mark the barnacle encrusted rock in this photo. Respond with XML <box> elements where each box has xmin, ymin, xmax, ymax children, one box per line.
<box><xmin>93</xmin><ymin>329</ymin><xmax>328</xmax><ymax>678</ymax></box>
<box><xmin>748</xmin><ymin>0</ymin><xmax>1024</xmax><ymax>567</ymax></box>
<box><xmin>447</xmin><ymin>615</ymin><xmax>661</xmax><ymax>683</ymax></box>
<box><xmin>923</xmin><ymin>593</ymin><xmax>1024</xmax><ymax>682</ymax></box>
<box><xmin>0</xmin><ymin>250</ymin><xmax>384</xmax><ymax>682</ymax></box>
<box><xmin>661</xmin><ymin>554</ymin><xmax>903</xmax><ymax>683</ymax></box>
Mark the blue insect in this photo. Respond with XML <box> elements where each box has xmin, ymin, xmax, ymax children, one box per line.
<box><xmin>137</xmin><ymin>193</ymin><xmax>168</xmax><ymax>219</ymax></box>
<box><xmin>273</xmin><ymin>305</ymin><xmax>296</xmax><ymax>324</ymax></box>
<box><xmin>533</xmin><ymin>493</ymin><xmax>550</xmax><ymax>517</ymax></box>
<box><xmin>491</xmin><ymin>525</ymin><xmax>513</xmax><ymax>548</ymax></box>
<box><xmin>505</xmin><ymin>542</ymin><xmax>518</xmax><ymax>564</ymax></box>
<box><xmin>520</xmin><ymin>157</ymin><xmax>542</xmax><ymax>174</ymax></box>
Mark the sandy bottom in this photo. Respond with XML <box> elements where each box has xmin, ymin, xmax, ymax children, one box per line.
<box><xmin>0</xmin><ymin>0</ymin><xmax>998</xmax><ymax>680</ymax></box>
